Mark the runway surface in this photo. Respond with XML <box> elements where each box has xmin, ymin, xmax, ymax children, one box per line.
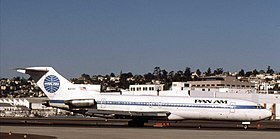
<box><xmin>1</xmin><ymin>117</ymin><xmax>280</xmax><ymax>139</ymax></box>
<box><xmin>1</xmin><ymin>117</ymin><xmax>280</xmax><ymax>129</ymax></box>
<box><xmin>1</xmin><ymin>125</ymin><xmax>280</xmax><ymax>139</ymax></box>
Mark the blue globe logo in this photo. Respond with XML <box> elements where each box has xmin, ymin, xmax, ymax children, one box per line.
<box><xmin>44</xmin><ymin>75</ymin><xmax>60</xmax><ymax>93</ymax></box>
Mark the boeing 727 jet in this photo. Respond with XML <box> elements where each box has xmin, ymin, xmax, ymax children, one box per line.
<box><xmin>17</xmin><ymin>67</ymin><xmax>272</xmax><ymax>128</ymax></box>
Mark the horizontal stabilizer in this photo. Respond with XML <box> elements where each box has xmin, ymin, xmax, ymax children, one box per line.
<box><xmin>16</xmin><ymin>67</ymin><xmax>49</xmax><ymax>82</ymax></box>
<box><xmin>16</xmin><ymin>68</ymin><xmax>49</xmax><ymax>74</ymax></box>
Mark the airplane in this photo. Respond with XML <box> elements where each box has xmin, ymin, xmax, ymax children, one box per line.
<box><xmin>17</xmin><ymin>67</ymin><xmax>272</xmax><ymax>128</ymax></box>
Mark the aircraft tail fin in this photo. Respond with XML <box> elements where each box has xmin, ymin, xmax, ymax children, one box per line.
<box><xmin>17</xmin><ymin>67</ymin><xmax>73</xmax><ymax>99</ymax></box>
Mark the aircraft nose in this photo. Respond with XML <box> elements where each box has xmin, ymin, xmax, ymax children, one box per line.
<box><xmin>265</xmin><ymin>110</ymin><xmax>272</xmax><ymax>119</ymax></box>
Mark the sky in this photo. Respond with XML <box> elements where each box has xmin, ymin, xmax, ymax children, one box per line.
<box><xmin>1</xmin><ymin>0</ymin><xmax>280</xmax><ymax>78</ymax></box>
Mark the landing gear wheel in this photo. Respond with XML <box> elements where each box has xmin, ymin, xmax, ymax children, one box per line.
<box><xmin>242</xmin><ymin>122</ymin><xmax>250</xmax><ymax>130</ymax></box>
<box><xmin>128</xmin><ymin>119</ymin><xmax>146</xmax><ymax>127</ymax></box>
<box><xmin>243</xmin><ymin>124</ymin><xmax>248</xmax><ymax>130</ymax></box>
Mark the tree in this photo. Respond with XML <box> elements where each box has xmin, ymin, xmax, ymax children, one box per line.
<box><xmin>81</xmin><ymin>73</ymin><xmax>90</xmax><ymax>80</ymax></box>
<box><xmin>196</xmin><ymin>69</ymin><xmax>201</xmax><ymax>76</ymax></box>
<box><xmin>167</xmin><ymin>71</ymin><xmax>174</xmax><ymax>81</ymax></box>
<box><xmin>184</xmin><ymin>67</ymin><xmax>192</xmax><ymax>81</ymax></box>
<box><xmin>160</xmin><ymin>69</ymin><xmax>168</xmax><ymax>82</ymax></box>
<box><xmin>81</xmin><ymin>73</ymin><xmax>92</xmax><ymax>84</ymax></box>
<box><xmin>252</xmin><ymin>69</ymin><xmax>259</xmax><ymax>76</ymax></box>
<box><xmin>205</xmin><ymin>67</ymin><xmax>212</xmax><ymax>76</ymax></box>
<box><xmin>214</xmin><ymin>68</ymin><xmax>223</xmax><ymax>75</ymax></box>
<box><xmin>259</xmin><ymin>70</ymin><xmax>265</xmax><ymax>74</ymax></box>
<box><xmin>273</xmin><ymin>83</ymin><xmax>280</xmax><ymax>91</ymax></box>
<box><xmin>266</xmin><ymin>66</ymin><xmax>274</xmax><ymax>75</ymax></box>
<box><xmin>119</xmin><ymin>72</ymin><xmax>133</xmax><ymax>89</ymax></box>
<box><xmin>161</xmin><ymin>70</ymin><xmax>174</xmax><ymax>89</ymax></box>
<box><xmin>173</xmin><ymin>70</ymin><xmax>184</xmax><ymax>81</ymax></box>
<box><xmin>134</xmin><ymin>75</ymin><xmax>144</xmax><ymax>84</ymax></box>
<box><xmin>153</xmin><ymin>67</ymin><xmax>162</xmax><ymax>80</ymax></box>
<box><xmin>144</xmin><ymin>73</ymin><xmax>155</xmax><ymax>83</ymax></box>
<box><xmin>110</xmin><ymin>73</ymin><xmax>115</xmax><ymax>77</ymax></box>
<box><xmin>238</xmin><ymin>69</ymin><xmax>245</xmax><ymax>76</ymax></box>
<box><xmin>153</xmin><ymin>67</ymin><xmax>161</xmax><ymax>76</ymax></box>
<box><xmin>245</xmin><ymin>71</ymin><xmax>253</xmax><ymax>77</ymax></box>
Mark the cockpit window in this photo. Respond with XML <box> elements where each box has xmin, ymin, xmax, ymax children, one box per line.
<box><xmin>257</xmin><ymin>104</ymin><xmax>264</xmax><ymax>109</ymax></box>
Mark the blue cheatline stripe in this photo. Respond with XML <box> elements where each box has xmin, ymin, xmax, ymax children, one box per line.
<box><xmin>49</xmin><ymin>100</ymin><xmax>65</xmax><ymax>103</ymax></box>
<box><xmin>48</xmin><ymin>100</ymin><xmax>261</xmax><ymax>109</ymax></box>
<box><xmin>235</xmin><ymin>105</ymin><xmax>259</xmax><ymax>109</ymax></box>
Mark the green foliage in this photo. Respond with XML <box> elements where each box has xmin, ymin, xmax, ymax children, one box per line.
<box><xmin>273</xmin><ymin>83</ymin><xmax>280</xmax><ymax>91</ymax></box>
<box><xmin>238</xmin><ymin>69</ymin><xmax>245</xmax><ymax>76</ymax></box>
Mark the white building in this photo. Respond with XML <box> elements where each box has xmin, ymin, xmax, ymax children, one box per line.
<box><xmin>0</xmin><ymin>98</ymin><xmax>56</xmax><ymax>117</ymax></box>
<box><xmin>129</xmin><ymin>84</ymin><xmax>164</xmax><ymax>92</ymax></box>
<box><xmin>171</xmin><ymin>76</ymin><xmax>256</xmax><ymax>94</ymax></box>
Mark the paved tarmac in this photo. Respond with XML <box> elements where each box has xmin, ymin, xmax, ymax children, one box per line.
<box><xmin>1</xmin><ymin>125</ymin><xmax>280</xmax><ymax>139</ymax></box>
<box><xmin>0</xmin><ymin>132</ymin><xmax>56</xmax><ymax>139</ymax></box>
<box><xmin>1</xmin><ymin>117</ymin><xmax>280</xmax><ymax>129</ymax></box>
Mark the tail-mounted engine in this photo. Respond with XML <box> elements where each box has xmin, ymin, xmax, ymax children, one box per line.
<box><xmin>64</xmin><ymin>99</ymin><xmax>96</xmax><ymax>108</ymax></box>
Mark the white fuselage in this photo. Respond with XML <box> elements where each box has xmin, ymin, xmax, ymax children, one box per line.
<box><xmin>49</xmin><ymin>93</ymin><xmax>272</xmax><ymax>121</ymax></box>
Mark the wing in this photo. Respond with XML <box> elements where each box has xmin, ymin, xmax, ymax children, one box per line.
<box><xmin>85</xmin><ymin>109</ymin><xmax>170</xmax><ymax>119</ymax></box>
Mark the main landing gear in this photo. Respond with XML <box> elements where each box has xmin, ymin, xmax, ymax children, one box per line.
<box><xmin>128</xmin><ymin>119</ymin><xmax>147</xmax><ymax>127</ymax></box>
<box><xmin>242</xmin><ymin>122</ymin><xmax>250</xmax><ymax>130</ymax></box>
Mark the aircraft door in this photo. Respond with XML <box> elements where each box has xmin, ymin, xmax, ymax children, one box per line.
<box><xmin>101</xmin><ymin>98</ymin><xmax>106</xmax><ymax>108</ymax></box>
<box><xmin>149</xmin><ymin>102</ymin><xmax>153</xmax><ymax>108</ymax></box>
<box><xmin>157</xmin><ymin>102</ymin><xmax>162</xmax><ymax>109</ymax></box>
